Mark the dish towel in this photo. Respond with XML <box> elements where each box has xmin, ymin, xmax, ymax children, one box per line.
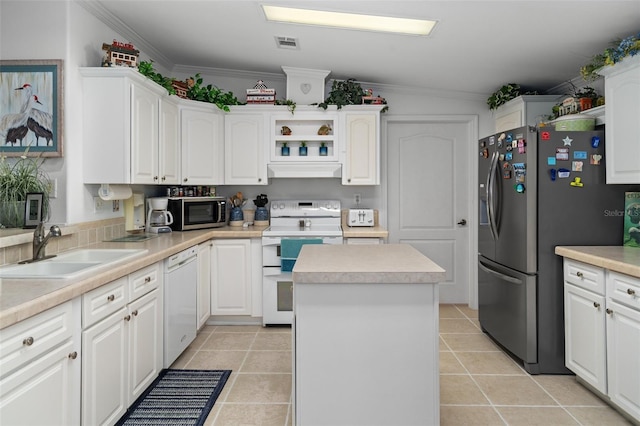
<box><xmin>281</xmin><ymin>238</ymin><xmax>323</xmax><ymax>272</ymax></box>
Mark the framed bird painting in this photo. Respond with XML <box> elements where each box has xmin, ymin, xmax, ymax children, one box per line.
<box><xmin>0</xmin><ymin>59</ymin><xmax>63</xmax><ymax>157</ymax></box>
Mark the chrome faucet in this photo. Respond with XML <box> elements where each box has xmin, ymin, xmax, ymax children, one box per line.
<box><xmin>32</xmin><ymin>222</ymin><xmax>62</xmax><ymax>261</ymax></box>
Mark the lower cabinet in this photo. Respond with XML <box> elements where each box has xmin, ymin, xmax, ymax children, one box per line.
<box><xmin>563</xmin><ymin>259</ymin><xmax>640</xmax><ymax>422</ymax></box>
<box><xmin>210</xmin><ymin>238</ymin><xmax>262</xmax><ymax>318</ymax></box>
<box><xmin>81</xmin><ymin>263</ymin><xmax>163</xmax><ymax>426</ymax></box>
<box><xmin>0</xmin><ymin>300</ymin><xmax>81</xmax><ymax>426</ymax></box>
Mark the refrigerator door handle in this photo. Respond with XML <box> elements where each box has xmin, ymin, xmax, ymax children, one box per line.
<box><xmin>487</xmin><ymin>151</ymin><xmax>499</xmax><ymax>241</ymax></box>
<box><xmin>479</xmin><ymin>259</ymin><xmax>523</xmax><ymax>285</ymax></box>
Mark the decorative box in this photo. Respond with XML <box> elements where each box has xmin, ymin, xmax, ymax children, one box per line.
<box><xmin>282</xmin><ymin>66</ymin><xmax>330</xmax><ymax>104</ymax></box>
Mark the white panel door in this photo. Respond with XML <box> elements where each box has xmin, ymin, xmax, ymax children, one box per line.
<box><xmin>387</xmin><ymin>118</ymin><xmax>473</xmax><ymax>303</ymax></box>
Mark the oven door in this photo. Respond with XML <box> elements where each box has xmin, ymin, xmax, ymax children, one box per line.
<box><xmin>262</xmin><ymin>267</ymin><xmax>293</xmax><ymax>325</ymax></box>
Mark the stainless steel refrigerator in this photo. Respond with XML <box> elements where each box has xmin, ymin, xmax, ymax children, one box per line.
<box><xmin>478</xmin><ymin>125</ymin><xmax>637</xmax><ymax>374</ymax></box>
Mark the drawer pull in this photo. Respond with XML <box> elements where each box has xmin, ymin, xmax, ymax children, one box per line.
<box><xmin>144</xmin><ymin>276</ymin><xmax>151</xmax><ymax>283</ymax></box>
<box><xmin>627</xmin><ymin>288</ymin><xmax>636</xmax><ymax>296</ymax></box>
<box><xmin>107</xmin><ymin>294</ymin><xmax>115</xmax><ymax>302</ymax></box>
<box><xmin>124</xmin><ymin>314</ymin><xmax>131</xmax><ymax>322</ymax></box>
<box><xmin>576</xmin><ymin>271</ymin><xmax>584</xmax><ymax>278</ymax></box>
<box><xmin>606</xmin><ymin>308</ymin><xmax>613</xmax><ymax>315</ymax></box>
<box><xmin>23</xmin><ymin>336</ymin><xmax>34</xmax><ymax>346</ymax></box>
<box><xmin>593</xmin><ymin>302</ymin><xmax>601</xmax><ymax>308</ymax></box>
<box><xmin>131</xmin><ymin>310</ymin><xmax>138</xmax><ymax>317</ymax></box>
<box><xmin>68</xmin><ymin>351</ymin><xmax>78</xmax><ymax>360</ymax></box>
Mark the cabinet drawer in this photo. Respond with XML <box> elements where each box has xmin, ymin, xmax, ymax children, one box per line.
<box><xmin>82</xmin><ymin>277</ymin><xmax>128</xmax><ymax>328</ymax></box>
<box><xmin>130</xmin><ymin>262</ymin><xmax>161</xmax><ymax>301</ymax></box>
<box><xmin>607</xmin><ymin>271</ymin><xmax>640</xmax><ymax>309</ymax></box>
<box><xmin>564</xmin><ymin>259</ymin><xmax>605</xmax><ymax>295</ymax></box>
<box><xmin>0</xmin><ymin>301</ymin><xmax>74</xmax><ymax>377</ymax></box>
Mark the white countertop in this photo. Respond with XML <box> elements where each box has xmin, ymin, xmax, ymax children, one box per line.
<box><xmin>555</xmin><ymin>246</ymin><xmax>640</xmax><ymax>278</ymax></box>
<box><xmin>293</xmin><ymin>244</ymin><xmax>445</xmax><ymax>284</ymax></box>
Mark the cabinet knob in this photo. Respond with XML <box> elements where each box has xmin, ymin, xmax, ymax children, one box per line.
<box><xmin>23</xmin><ymin>336</ymin><xmax>34</xmax><ymax>346</ymax></box>
<box><xmin>627</xmin><ymin>288</ymin><xmax>636</xmax><ymax>296</ymax></box>
<box><xmin>258</xmin><ymin>178</ymin><xmax>262</xmax><ymax>182</ymax></box>
<box><xmin>107</xmin><ymin>294</ymin><xmax>115</xmax><ymax>302</ymax></box>
<box><xmin>606</xmin><ymin>308</ymin><xmax>613</xmax><ymax>315</ymax></box>
<box><xmin>144</xmin><ymin>276</ymin><xmax>151</xmax><ymax>283</ymax></box>
<box><xmin>576</xmin><ymin>271</ymin><xmax>584</xmax><ymax>278</ymax></box>
<box><xmin>153</xmin><ymin>176</ymin><xmax>158</xmax><ymax>181</ymax></box>
<box><xmin>348</xmin><ymin>178</ymin><xmax>352</xmax><ymax>183</ymax></box>
<box><xmin>131</xmin><ymin>310</ymin><xmax>138</xmax><ymax>317</ymax></box>
<box><xmin>161</xmin><ymin>176</ymin><xmax>166</xmax><ymax>181</ymax></box>
<box><xmin>68</xmin><ymin>351</ymin><xmax>78</xmax><ymax>360</ymax></box>
<box><xmin>124</xmin><ymin>314</ymin><xmax>131</xmax><ymax>322</ymax></box>
<box><xmin>183</xmin><ymin>178</ymin><xmax>188</xmax><ymax>182</ymax></box>
<box><xmin>593</xmin><ymin>302</ymin><xmax>601</xmax><ymax>308</ymax></box>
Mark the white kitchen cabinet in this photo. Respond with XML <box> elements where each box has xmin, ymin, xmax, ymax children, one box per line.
<box><xmin>563</xmin><ymin>259</ymin><xmax>640</xmax><ymax>422</ymax></box>
<box><xmin>159</xmin><ymin>97</ymin><xmax>181</xmax><ymax>184</ymax></box>
<box><xmin>598</xmin><ymin>55</ymin><xmax>640</xmax><ymax>183</ymax></box>
<box><xmin>80</xmin><ymin>67</ymin><xmax>173</xmax><ymax>184</ymax></box>
<box><xmin>181</xmin><ymin>102</ymin><xmax>225</xmax><ymax>185</ymax></box>
<box><xmin>0</xmin><ymin>300</ymin><xmax>81</xmax><ymax>426</ymax></box>
<box><xmin>564</xmin><ymin>281</ymin><xmax>607</xmax><ymax>393</ymax></box>
<box><xmin>211</xmin><ymin>239</ymin><xmax>252</xmax><ymax>315</ymax></box>
<box><xmin>341</xmin><ymin>107</ymin><xmax>382</xmax><ymax>185</ymax></box>
<box><xmin>224</xmin><ymin>112</ymin><xmax>268</xmax><ymax>185</ymax></box>
<box><xmin>82</xmin><ymin>263</ymin><xmax>163</xmax><ymax>426</ymax></box>
<box><xmin>493</xmin><ymin>95</ymin><xmax>558</xmax><ymax>134</ymax></box>
<box><xmin>197</xmin><ymin>240</ymin><xmax>213</xmax><ymax>328</ymax></box>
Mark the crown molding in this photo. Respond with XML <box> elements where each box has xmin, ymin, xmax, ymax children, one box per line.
<box><xmin>76</xmin><ymin>0</ymin><xmax>173</xmax><ymax>70</ymax></box>
<box><xmin>172</xmin><ymin>64</ymin><xmax>286</xmax><ymax>82</ymax></box>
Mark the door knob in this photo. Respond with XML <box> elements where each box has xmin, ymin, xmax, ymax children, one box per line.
<box><xmin>457</xmin><ymin>219</ymin><xmax>467</xmax><ymax>226</ymax></box>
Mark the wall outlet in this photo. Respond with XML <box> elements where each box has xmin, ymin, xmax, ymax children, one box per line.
<box><xmin>354</xmin><ymin>193</ymin><xmax>361</xmax><ymax>205</ymax></box>
<box><xmin>49</xmin><ymin>178</ymin><xmax>58</xmax><ymax>199</ymax></box>
<box><xmin>93</xmin><ymin>196</ymin><xmax>111</xmax><ymax>213</ymax></box>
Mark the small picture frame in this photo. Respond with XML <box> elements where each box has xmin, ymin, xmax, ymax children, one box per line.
<box><xmin>24</xmin><ymin>192</ymin><xmax>44</xmax><ymax>228</ymax></box>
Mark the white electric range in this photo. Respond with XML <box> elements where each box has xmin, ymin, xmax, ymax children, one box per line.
<box><xmin>261</xmin><ymin>200</ymin><xmax>343</xmax><ymax>325</ymax></box>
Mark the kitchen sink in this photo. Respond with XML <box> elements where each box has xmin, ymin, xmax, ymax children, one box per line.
<box><xmin>52</xmin><ymin>249</ymin><xmax>148</xmax><ymax>263</ymax></box>
<box><xmin>0</xmin><ymin>249</ymin><xmax>148</xmax><ymax>279</ymax></box>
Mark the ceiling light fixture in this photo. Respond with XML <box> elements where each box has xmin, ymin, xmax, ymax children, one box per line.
<box><xmin>262</xmin><ymin>5</ymin><xmax>437</xmax><ymax>36</ymax></box>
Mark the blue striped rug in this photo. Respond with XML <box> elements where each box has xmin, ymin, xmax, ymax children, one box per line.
<box><xmin>116</xmin><ymin>369</ymin><xmax>231</xmax><ymax>426</ymax></box>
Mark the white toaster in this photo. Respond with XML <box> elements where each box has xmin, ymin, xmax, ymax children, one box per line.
<box><xmin>348</xmin><ymin>209</ymin><xmax>375</xmax><ymax>227</ymax></box>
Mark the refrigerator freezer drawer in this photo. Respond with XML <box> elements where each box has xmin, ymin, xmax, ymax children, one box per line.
<box><xmin>478</xmin><ymin>256</ymin><xmax>537</xmax><ymax>369</ymax></box>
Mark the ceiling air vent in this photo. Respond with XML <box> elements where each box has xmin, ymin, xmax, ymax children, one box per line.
<box><xmin>275</xmin><ymin>36</ymin><xmax>299</xmax><ymax>49</ymax></box>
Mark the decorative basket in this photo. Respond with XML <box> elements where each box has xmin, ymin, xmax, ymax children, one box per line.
<box><xmin>553</xmin><ymin>114</ymin><xmax>596</xmax><ymax>131</ymax></box>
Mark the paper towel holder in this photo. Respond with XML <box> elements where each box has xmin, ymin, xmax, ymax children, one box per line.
<box><xmin>98</xmin><ymin>184</ymin><xmax>132</xmax><ymax>201</ymax></box>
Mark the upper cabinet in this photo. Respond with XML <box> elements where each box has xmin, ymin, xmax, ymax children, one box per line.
<box><xmin>598</xmin><ymin>56</ymin><xmax>640</xmax><ymax>184</ymax></box>
<box><xmin>224</xmin><ymin>109</ymin><xmax>268</xmax><ymax>185</ymax></box>
<box><xmin>341</xmin><ymin>107</ymin><xmax>382</xmax><ymax>185</ymax></box>
<box><xmin>181</xmin><ymin>101</ymin><xmax>224</xmax><ymax>185</ymax></box>
<box><xmin>81</xmin><ymin>68</ymin><xmax>176</xmax><ymax>185</ymax></box>
<box><xmin>494</xmin><ymin>95</ymin><xmax>558</xmax><ymax>134</ymax></box>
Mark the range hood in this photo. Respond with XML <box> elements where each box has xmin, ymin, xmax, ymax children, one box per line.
<box><xmin>267</xmin><ymin>163</ymin><xmax>342</xmax><ymax>178</ymax></box>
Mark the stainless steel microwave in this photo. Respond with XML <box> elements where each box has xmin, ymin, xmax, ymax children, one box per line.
<box><xmin>167</xmin><ymin>197</ymin><xmax>227</xmax><ymax>231</ymax></box>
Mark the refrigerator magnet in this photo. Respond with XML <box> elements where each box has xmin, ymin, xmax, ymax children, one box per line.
<box><xmin>556</xmin><ymin>148</ymin><xmax>569</xmax><ymax>161</ymax></box>
<box><xmin>505</xmin><ymin>152</ymin><xmax>513</xmax><ymax>161</ymax></box>
<box><xmin>515</xmin><ymin>183</ymin><xmax>526</xmax><ymax>193</ymax></box>
<box><xmin>557</xmin><ymin>168</ymin><xmax>570</xmax><ymax>178</ymax></box>
<box><xmin>550</xmin><ymin>168</ymin><xmax>557</xmax><ymax>181</ymax></box>
<box><xmin>503</xmin><ymin>169</ymin><xmax>512</xmax><ymax>179</ymax></box>
<box><xmin>591</xmin><ymin>136</ymin><xmax>601</xmax><ymax>148</ymax></box>
<box><xmin>563</xmin><ymin>136</ymin><xmax>573</xmax><ymax>146</ymax></box>
<box><xmin>572</xmin><ymin>161</ymin><xmax>584</xmax><ymax>172</ymax></box>
<box><xmin>573</xmin><ymin>151</ymin><xmax>587</xmax><ymax>160</ymax></box>
<box><xmin>547</xmin><ymin>157</ymin><xmax>556</xmax><ymax>166</ymax></box>
<box><xmin>591</xmin><ymin>154</ymin><xmax>602</xmax><ymax>165</ymax></box>
<box><xmin>499</xmin><ymin>154</ymin><xmax>505</xmax><ymax>161</ymax></box>
<box><xmin>541</xmin><ymin>131</ymin><xmax>551</xmax><ymax>140</ymax></box>
<box><xmin>570</xmin><ymin>177</ymin><xmax>584</xmax><ymax>187</ymax></box>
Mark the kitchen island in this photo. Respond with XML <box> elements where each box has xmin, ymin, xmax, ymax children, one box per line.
<box><xmin>292</xmin><ymin>244</ymin><xmax>445</xmax><ymax>426</ymax></box>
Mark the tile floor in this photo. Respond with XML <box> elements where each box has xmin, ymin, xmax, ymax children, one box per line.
<box><xmin>170</xmin><ymin>304</ymin><xmax>633</xmax><ymax>426</ymax></box>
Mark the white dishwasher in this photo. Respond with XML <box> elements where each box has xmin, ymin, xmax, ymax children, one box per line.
<box><xmin>164</xmin><ymin>245</ymin><xmax>198</xmax><ymax>368</ymax></box>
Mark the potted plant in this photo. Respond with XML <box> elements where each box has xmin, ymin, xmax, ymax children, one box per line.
<box><xmin>581</xmin><ymin>33</ymin><xmax>640</xmax><ymax>82</ymax></box>
<box><xmin>316</xmin><ymin>79</ymin><xmax>388</xmax><ymax>112</ymax></box>
<box><xmin>0</xmin><ymin>150</ymin><xmax>51</xmax><ymax>228</ymax></box>
<box><xmin>299</xmin><ymin>141</ymin><xmax>308</xmax><ymax>156</ymax></box>
<box><xmin>281</xmin><ymin>142</ymin><xmax>290</xmax><ymax>156</ymax></box>
<box><xmin>319</xmin><ymin>142</ymin><xmax>328</xmax><ymax>156</ymax></box>
<box><xmin>486</xmin><ymin>83</ymin><xmax>541</xmax><ymax>110</ymax></box>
